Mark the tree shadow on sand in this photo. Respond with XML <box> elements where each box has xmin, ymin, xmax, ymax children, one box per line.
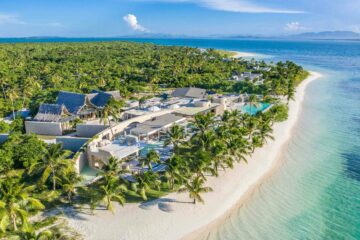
<box><xmin>139</xmin><ymin>198</ymin><xmax>192</xmax><ymax>212</ymax></box>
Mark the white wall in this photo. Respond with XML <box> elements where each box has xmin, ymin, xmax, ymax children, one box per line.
<box><xmin>25</xmin><ymin>121</ymin><xmax>63</xmax><ymax>136</ymax></box>
<box><xmin>76</xmin><ymin>124</ymin><xmax>108</xmax><ymax>138</ymax></box>
<box><xmin>74</xmin><ymin>152</ymin><xmax>88</xmax><ymax>174</ymax></box>
<box><xmin>56</xmin><ymin>136</ymin><xmax>89</xmax><ymax>153</ymax></box>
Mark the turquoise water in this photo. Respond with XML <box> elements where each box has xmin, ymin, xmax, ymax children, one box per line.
<box><xmin>139</xmin><ymin>141</ymin><xmax>165</xmax><ymax>157</ymax></box>
<box><xmin>3</xmin><ymin>38</ymin><xmax>360</xmax><ymax>239</ymax></box>
<box><xmin>80</xmin><ymin>165</ymin><xmax>99</xmax><ymax>184</ymax></box>
<box><xmin>125</xmin><ymin>39</ymin><xmax>360</xmax><ymax>239</ymax></box>
<box><xmin>242</xmin><ymin>102</ymin><xmax>271</xmax><ymax>115</ymax></box>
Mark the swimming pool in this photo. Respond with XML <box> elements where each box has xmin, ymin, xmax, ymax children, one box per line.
<box><xmin>80</xmin><ymin>165</ymin><xmax>100</xmax><ymax>185</ymax></box>
<box><xmin>139</xmin><ymin>141</ymin><xmax>166</xmax><ymax>157</ymax></box>
<box><xmin>242</xmin><ymin>102</ymin><xmax>271</xmax><ymax>115</ymax></box>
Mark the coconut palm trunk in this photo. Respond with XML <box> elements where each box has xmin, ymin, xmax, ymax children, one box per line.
<box><xmin>52</xmin><ymin>168</ymin><xmax>56</xmax><ymax>191</ymax></box>
<box><xmin>11</xmin><ymin>99</ymin><xmax>16</xmax><ymax>120</ymax></box>
<box><xmin>11</xmin><ymin>214</ymin><xmax>17</xmax><ymax>231</ymax></box>
<box><xmin>108</xmin><ymin>116</ymin><xmax>115</xmax><ymax>137</ymax></box>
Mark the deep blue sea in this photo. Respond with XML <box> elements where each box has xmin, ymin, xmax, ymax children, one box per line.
<box><xmin>2</xmin><ymin>37</ymin><xmax>359</xmax><ymax>239</ymax></box>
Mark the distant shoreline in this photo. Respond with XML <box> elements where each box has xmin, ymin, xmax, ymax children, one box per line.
<box><xmin>1</xmin><ymin>37</ymin><xmax>359</xmax><ymax>45</ymax></box>
<box><xmin>65</xmin><ymin>69</ymin><xmax>322</xmax><ymax>240</ymax></box>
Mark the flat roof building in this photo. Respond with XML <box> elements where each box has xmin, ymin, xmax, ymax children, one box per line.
<box><xmin>130</xmin><ymin>113</ymin><xmax>186</xmax><ymax>139</ymax></box>
<box><xmin>172</xmin><ymin>87</ymin><xmax>206</xmax><ymax>99</ymax></box>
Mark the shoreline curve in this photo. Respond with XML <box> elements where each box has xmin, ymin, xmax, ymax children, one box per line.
<box><xmin>66</xmin><ymin>71</ymin><xmax>323</xmax><ymax>240</ymax></box>
<box><xmin>182</xmin><ymin>71</ymin><xmax>323</xmax><ymax>240</ymax></box>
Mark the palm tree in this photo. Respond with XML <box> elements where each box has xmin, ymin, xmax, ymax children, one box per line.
<box><xmin>178</xmin><ymin>176</ymin><xmax>213</xmax><ymax>204</ymax></box>
<box><xmin>187</xmin><ymin>151</ymin><xmax>212</xmax><ymax>180</ymax></box>
<box><xmin>227</xmin><ymin>110</ymin><xmax>241</xmax><ymax>127</ymax></box>
<box><xmin>21</xmin><ymin>76</ymin><xmax>41</xmax><ymax>108</ymax></box>
<box><xmin>140</xmin><ymin>150</ymin><xmax>160</xmax><ymax>170</ymax></box>
<box><xmin>60</xmin><ymin>169</ymin><xmax>82</xmax><ymax>203</ymax></box>
<box><xmin>8</xmin><ymin>228</ymin><xmax>53</xmax><ymax>240</ymax></box>
<box><xmin>164</xmin><ymin>124</ymin><xmax>185</xmax><ymax>149</ymax></box>
<box><xmin>164</xmin><ymin>156</ymin><xmax>186</xmax><ymax>189</ymax></box>
<box><xmin>99</xmin><ymin>176</ymin><xmax>127</xmax><ymax>213</ymax></box>
<box><xmin>7</xmin><ymin>88</ymin><xmax>19</xmax><ymax>120</ymax></box>
<box><xmin>0</xmin><ymin>75</ymin><xmax>8</xmax><ymax>100</ymax></box>
<box><xmin>192</xmin><ymin>112</ymin><xmax>214</xmax><ymax>134</ymax></box>
<box><xmin>248</xmin><ymin>94</ymin><xmax>260</xmax><ymax>115</ymax></box>
<box><xmin>100</xmin><ymin>157</ymin><xmax>123</xmax><ymax>178</ymax></box>
<box><xmin>286</xmin><ymin>79</ymin><xmax>295</xmax><ymax>104</ymax></box>
<box><xmin>225</xmin><ymin>135</ymin><xmax>250</xmax><ymax>164</ymax></box>
<box><xmin>29</xmin><ymin>144</ymin><xmax>72</xmax><ymax>191</ymax></box>
<box><xmin>258</xmin><ymin>121</ymin><xmax>274</xmax><ymax>144</ymax></box>
<box><xmin>0</xmin><ymin>177</ymin><xmax>44</xmax><ymax>232</ymax></box>
<box><xmin>100</xmin><ymin>98</ymin><xmax>123</xmax><ymax>137</ymax></box>
<box><xmin>133</xmin><ymin>171</ymin><xmax>161</xmax><ymax>201</ymax></box>
<box><xmin>251</xmin><ymin>135</ymin><xmax>263</xmax><ymax>153</ymax></box>
<box><xmin>245</xmin><ymin>116</ymin><xmax>258</xmax><ymax>140</ymax></box>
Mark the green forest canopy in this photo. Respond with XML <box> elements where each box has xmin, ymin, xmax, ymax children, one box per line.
<box><xmin>0</xmin><ymin>41</ymin><xmax>308</xmax><ymax>117</ymax></box>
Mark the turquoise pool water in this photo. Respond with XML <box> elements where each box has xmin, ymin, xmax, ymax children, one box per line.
<box><xmin>242</xmin><ymin>102</ymin><xmax>271</xmax><ymax>115</ymax></box>
<box><xmin>80</xmin><ymin>165</ymin><xmax>99</xmax><ymax>184</ymax></box>
<box><xmin>139</xmin><ymin>141</ymin><xmax>165</xmax><ymax>157</ymax></box>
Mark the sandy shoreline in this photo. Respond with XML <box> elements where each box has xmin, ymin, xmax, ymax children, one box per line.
<box><xmin>233</xmin><ymin>51</ymin><xmax>257</xmax><ymax>58</ymax></box>
<box><xmin>66</xmin><ymin>71</ymin><xmax>322</xmax><ymax>240</ymax></box>
<box><xmin>183</xmin><ymin>70</ymin><xmax>323</xmax><ymax>239</ymax></box>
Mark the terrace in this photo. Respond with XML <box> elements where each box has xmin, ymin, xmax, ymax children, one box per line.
<box><xmin>130</xmin><ymin>113</ymin><xmax>186</xmax><ymax>140</ymax></box>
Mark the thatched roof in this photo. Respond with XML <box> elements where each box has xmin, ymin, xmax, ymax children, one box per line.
<box><xmin>33</xmin><ymin>104</ymin><xmax>71</xmax><ymax>122</ymax></box>
<box><xmin>56</xmin><ymin>91</ymin><xmax>87</xmax><ymax>115</ymax></box>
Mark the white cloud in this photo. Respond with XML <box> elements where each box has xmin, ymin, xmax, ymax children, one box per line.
<box><xmin>0</xmin><ymin>14</ymin><xmax>27</xmax><ymax>25</ymax></box>
<box><xmin>0</xmin><ymin>13</ymin><xmax>64</xmax><ymax>28</ymax></box>
<box><xmin>199</xmin><ymin>0</ymin><xmax>304</xmax><ymax>13</ymax></box>
<box><xmin>137</xmin><ymin>0</ymin><xmax>305</xmax><ymax>14</ymax></box>
<box><xmin>285</xmin><ymin>22</ymin><xmax>306</xmax><ymax>31</ymax></box>
<box><xmin>350</xmin><ymin>25</ymin><xmax>360</xmax><ymax>33</ymax></box>
<box><xmin>123</xmin><ymin>14</ymin><xmax>148</xmax><ymax>32</ymax></box>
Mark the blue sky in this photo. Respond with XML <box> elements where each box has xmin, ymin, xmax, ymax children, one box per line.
<box><xmin>0</xmin><ymin>0</ymin><xmax>359</xmax><ymax>37</ymax></box>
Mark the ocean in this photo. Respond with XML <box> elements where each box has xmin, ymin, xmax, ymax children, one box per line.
<box><xmin>2</xmin><ymin>37</ymin><xmax>360</xmax><ymax>239</ymax></box>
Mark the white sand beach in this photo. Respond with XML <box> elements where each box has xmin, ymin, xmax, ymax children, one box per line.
<box><xmin>233</xmin><ymin>51</ymin><xmax>257</xmax><ymax>58</ymax></box>
<box><xmin>66</xmin><ymin>71</ymin><xmax>323</xmax><ymax>240</ymax></box>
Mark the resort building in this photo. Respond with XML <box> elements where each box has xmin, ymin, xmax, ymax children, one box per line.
<box><xmin>172</xmin><ymin>87</ymin><xmax>207</xmax><ymax>99</ymax></box>
<box><xmin>230</xmin><ymin>72</ymin><xmax>263</xmax><ymax>82</ymax></box>
<box><xmin>87</xmin><ymin>135</ymin><xmax>140</xmax><ymax>170</ymax></box>
<box><xmin>173</xmin><ymin>100</ymin><xmax>225</xmax><ymax>118</ymax></box>
<box><xmin>25</xmin><ymin>90</ymin><xmax>120</xmax><ymax>136</ymax></box>
<box><xmin>249</xmin><ymin>65</ymin><xmax>272</xmax><ymax>72</ymax></box>
<box><xmin>130</xmin><ymin>113</ymin><xmax>186</xmax><ymax>140</ymax></box>
<box><xmin>122</xmin><ymin>109</ymin><xmax>149</xmax><ymax>120</ymax></box>
<box><xmin>84</xmin><ymin>111</ymin><xmax>183</xmax><ymax>172</ymax></box>
<box><xmin>71</xmin><ymin>86</ymin><xmax>232</xmax><ymax>176</ymax></box>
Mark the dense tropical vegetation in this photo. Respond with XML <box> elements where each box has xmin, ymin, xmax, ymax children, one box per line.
<box><xmin>0</xmin><ymin>41</ymin><xmax>309</xmax><ymax>238</ymax></box>
<box><xmin>0</xmin><ymin>41</ymin><xmax>307</xmax><ymax>118</ymax></box>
